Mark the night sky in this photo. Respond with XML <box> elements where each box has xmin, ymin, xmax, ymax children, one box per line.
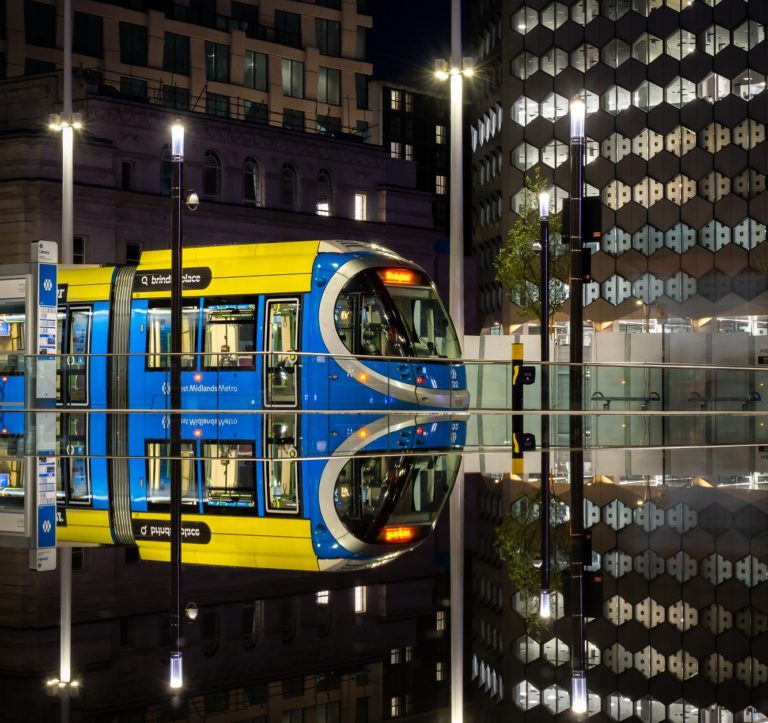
<box><xmin>368</xmin><ymin>0</ymin><xmax>462</xmax><ymax>84</ymax></box>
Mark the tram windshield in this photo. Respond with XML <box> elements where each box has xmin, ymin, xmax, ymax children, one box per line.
<box><xmin>333</xmin><ymin>453</ymin><xmax>461</xmax><ymax>544</ymax></box>
<box><xmin>333</xmin><ymin>268</ymin><xmax>460</xmax><ymax>359</ymax></box>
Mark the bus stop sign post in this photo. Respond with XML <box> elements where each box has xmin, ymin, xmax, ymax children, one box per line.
<box><xmin>30</xmin><ymin>240</ymin><xmax>58</xmax><ymax>572</ymax></box>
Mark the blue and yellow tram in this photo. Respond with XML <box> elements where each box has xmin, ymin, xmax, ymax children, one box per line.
<box><xmin>0</xmin><ymin>240</ymin><xmax>468</xmax><ymax>570</ymax></box>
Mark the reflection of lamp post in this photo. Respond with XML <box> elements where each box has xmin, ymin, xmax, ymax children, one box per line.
<box><xmin>568</xmin><ymin>97</ymin><xmax>588</xmax><ymax>716</ymax></box>
<box><xmin>435</xmin><ymin>3</ymin><xmax>472</xmax><ymax>719</ymax></box>
<box><xmin>169</xmin><ymin>122</ymin><xmax>184</xmax><ymax>690</ymax></box>
<box><xmin>538</xmin><ymin>191</ymin><xmax>551</xmax><ymax>620</ymax></box>
<box><xmin>636</xmin><ymin>299</ymin><xmax>651</xmax><ymax>332</ymax></box>
<box><xmin>46</xmin><ymin>2</ymin><xmax>81</xmax><ymax>711</ymax></box>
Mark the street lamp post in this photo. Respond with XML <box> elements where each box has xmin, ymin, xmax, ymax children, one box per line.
<box><xmin>568</xmin><ymin>97</ymin><xmax>588</xmax><ymax>715</ymax></box>
<box><xmin>538</xmin><ymin>191</ymin><xmax>551</xmax><ymax>621</ymax></box>
<box><xmin>169</xmin><ymin>122</ymin><xmax>184</xmax><ymax>690</ymax></box>
<box><xmin>435</xmin><ymin>3</ymin><xmax>472</xmax><ymax>718</ymax></box>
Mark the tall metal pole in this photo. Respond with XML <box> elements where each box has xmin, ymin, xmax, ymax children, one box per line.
<box><xmin>169</xmin><ymin>122</ymin><xmax>184</xmax><ymax>690</ymax></box>
<box><xmin>60</xmin><ymin>4</ymin><xmax>74</xmax><ymax>719</ymax></box>
<box><xmin>448</xmin><ymin>1</ymin><xmax>465</xmax><ymax>721</ymax></box>
<box><xmin>538</xmin><ymin>192</ymin><xmax>552</xmax><ymax>620</ymax></box>
<box><xmin>568</xmin><ymin>98</ymin><xmax>587</xmax><ymax>715</ymax></box>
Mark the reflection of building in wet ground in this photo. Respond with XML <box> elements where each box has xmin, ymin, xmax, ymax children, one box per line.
<box><xmin>469</xmin><ymin>474</ymin><xmax>768</xmax><ymax>720</ymax></box>
<box><xmin>0</xmin><ymin>535</ymin><xmax>453</xmax><ymax>721</ymax></box>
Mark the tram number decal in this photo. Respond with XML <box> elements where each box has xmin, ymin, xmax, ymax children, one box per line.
<box><xmin>450</xmin><ymin>367</ymin><xmax>460</xmax><ymax>390</ymax></box>
<box><xmin>450</xmin><ymin>421</ymin><xmax>460</xmax><ymax>445</ymax></box>
<box><xmin>132</xmin><ymin>519</ymin><xmax>212</xmax><ymax>544</ymax></box>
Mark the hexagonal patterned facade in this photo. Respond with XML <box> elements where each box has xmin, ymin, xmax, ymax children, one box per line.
<box><xmin>470</xmin><ymin>477</ymin><xmax>768</xmax><ymax>719</ymax></box>
<box><xmin>470</xmin><ymin>0</ymin><xmax>768</xmax><ymax>332</ymax></box>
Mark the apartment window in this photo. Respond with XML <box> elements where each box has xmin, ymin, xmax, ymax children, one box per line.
<box><xmin>318</xmin><ymin>67</ymin><xmax>341</xmax><ymax>105</ymax></box>
<box><xmin>25</xmin><ymin>1</ymin><xmax>55</xmax><ymax>48</ymax></box>
<box><xmin>316</xmin><ymin>18</ymin><xmax>341</xmax><ymax>56</ymax></box>
<box><xmin>315</xmin><ymin>590</ymin><xmax>330</xmax><ymax>605</ymax></box>
<box><xmin>390</xmin><ymin>648</ymin><xmax>401</xmax><ymax>664</ymax></box>
<box><xmin>73</xmin><ymin>12</ymin><xmax>102</xmax><ymax>57</ymax></box>
<box><xmin>436</xmin><ymin>610</ymin><xmax>447</xmax><ymax>630</ymax></box>
<box><xmin>163</xmin><ymin>32</ymin><xmax>189</xmax><ymax>75</ymax></box>
<box><xmin>120</xmin><ymin>77</ymin><xmax>147</xmax><ymax>100</ymax></box>
<box><xmin>390</xmin><ymin>697</ymin><xmax>401</xmax><ymax>718</ymax></box>
<box><xmin>25</xmin><ymin>58</ymin><xmax>54</xmax><ymax>75</ymax></box>
<box><xmin>232</xmin><ymin>1</ymin><xmax>260</xmax><ymax>36</ymax></box>
<box><xmin>162</xmin><ymin>85</ymin><xmax>189</xmax><ymax>111</ymax></box>
<box><xmin>245</xmin><ymin>50</ymin><xmax>268</xmax><ymax>90</ymax></box>
<box><xmin>354</xmin><ymin>193</ymin><xmax>367</xmax><ymax>221</ymax></box>
<box><xmin>126</xmin><ymin>241</ymin><xmax>141</xmax><ymax>265</ymax></box>
<box><xmin>283</xmin><ymin>108</ymin><xmax>305</xmax><ymax>132</ymax></box>
<box><xmin>282</xmin><ymin>710</ymin><xmax>303</xmax><ymax>723</ymax></box>
<box><xmin>280</xmin><ymin>163</ymin><xmax>298</xmax><ymax>209</ymax></box>
<box><xmin>73</xmin><ymin>236</ymin><xmax>85</xmax><ymax>264</ymax></box>
<box><xmin>436</xmin><ymin>661</ymin><xmax>446</xmax><ymax>681</ymax></box>
<box><xmin>316</xmin><ymin>169</ymin><xmax>333</xmax><ymax>216</ymax></box>
<box><xmin>354</xmin><ymin>586</ymin><xmax>367</xmax><ymax>613</ymax></box>
<box><xmin>317</xmin><ymin>114</ymin><xmax>341</xmax><ymax>136</ymax></box>
<box><xmin>316</xmin><ymin>702</ymin><xmax>340</xmax><ymax>723</ymax></box>
<box><xmin>390</xmin><ymin>89</ymin><xmax>402</xmax><ymax>110</ymax></box>
<box><xmin>404</xmin><ymin>144</ymin><xmax>413</xmax><ymax>161</ymax></box>
<box><xmin>119</xmin><ymin>22</ymin><xmax>147</xmax><ymax>66</ymax></box>
<box><xmin>436</xmin><ymin>175</ymin><xmax>447</xmax><ymax>195</ymax></box>
<box><xmin>121</xmin><ymin>160</ymin><xmax>134</xmax><ymax>190</ymax></box>
<box><xmin>404</xmin><ymin>646</ymin><xmax>413</xmax><ymax>662</ymax></box>
<box><xmin>202</xmin><ymin>150</ymin><xmax>222</xmax><ymax>198</ymax></box>
<box><xmin>356</xmin><ymin>26</ymin><xmax>367</xmax><ymax>60</ymax></box>
<box><xmin>243</xmin><ymin>157</ymin><xmax>264</xmax><ymax>207</ymax></box>
<box><xmin>390</xmin><ymin>141</ymin><xmax>401</xmax><ymax>159</ymax></box>
<box><xmin>316</xmin><ymin>0</ymin><xmax>341</xmax><ymax>7</ymax></box>
<box><xmin>356</xmin><ymin>120</ymin><xmax>369</xmax><ymax>142</ymax></box>
<box><xmin>205</xmin><ymin>41</ymin><xmax>229</xmax><ymax>82</ymax></box>
<box><xmin>436</xmin><ymin>124</ymin><xmax>447</xmax><ymax>144</ymax></box>
<box><xmin>244</xmin><ymin>100</ymin><xmax>268</xmax><ymax>124</ymax></box>
<box><xmin>356</xmin><ymin>73</ymin><xmax>368</xmax><ymax>109</ymax></box>
<box><xmin>275</xmin><ymin>10</ymin><xmax>301</xmax><ymax>47</ymax></box>
<box><xmin>206</xmin><ymin>92</ymin><xmax>229</xmax><ymax>118</ymax></box>
<box><xmin>404</xmin><ymin>696</ymin><xmax>413</xmax><ymax>715</ymax></box>
<box><xmin>282</xmin><ymin>59</ymin><xmax>304</xmax><ymax>98</ymax></box>
<box><xmin>404</xmin><ymin>92</ymin><xmax>413</xmax><ymax>112</ymax></box>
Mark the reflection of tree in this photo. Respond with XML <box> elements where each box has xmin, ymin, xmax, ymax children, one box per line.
<box><xmin>494</xmin><ymin>488</ymin><xmax>570</xmax><ymax>640</ymax></box>
<box><xmin>494</xmin><ymin>169</ymin><xmax>569</xmax><ymax>328</ymax></box>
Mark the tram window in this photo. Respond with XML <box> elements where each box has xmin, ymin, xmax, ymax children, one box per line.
<box><xmin>265</xmin><ymin>414</ymin><xmax>299</xmax><ymax>513</ymax></box>
<box><xmin>203</xmin><ymin>303</ymin><xmax>255</xmax><ymax>369</ymax></box>
<box><xmin>383</xmin><ymin>280</ymin><xmax>460</xmax><ymax>359</ymax></box>
<box><xmin>57</xmin><ymin>307</ymin><xmax>93</xmax><ymax>405</ymax></box>
<box><xmin>57</xmin><ymin>413</ymin><xmax>90</xmax><ymax>504</ymax></box>
<box><xmin>203</xmin><ymin>441</ymin><xmax>256</xmax><ymax>506</ymax></box>
<box><xmin>0</xmin><ymin>305</ymin><xmax>25</xmax><ymax>374</ymax></box>
<box><xmin>265</xmin><ymin>299</ymin><xmax>299</xmax><ymax>407</ymax></box>
<box><xmin>147</xmin><ymin>304</ymin><xmax>198</xmax><ymax>369</ymax></box>
<box><xmin>333</xmin><ymin>282</ymin><xmax>405</xmax><ymax>357</ymax></box>
<box><xmin>334</xmin><ymin>454</ymin><xmax>460</xmax><ymax>542</ymax></box>
<box><xmin>0</xmin><ymin>437</ymin><xmax>24</xmax><ymax>506</ymax></box>
<box><xmin>146</xmin><ymin>441</ymin><xmax>197</xmax><ymax>504</ymax></box>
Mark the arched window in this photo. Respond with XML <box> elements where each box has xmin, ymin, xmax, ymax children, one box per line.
<box><xmin>160</xmin><ymin>145</ymin><xmax>172</xmax><ymax>196</ymax></box>
<box><xmin>280</xmin><ymin>162</ymin><xmax>298</xmax><ymax>210</ymax></box>
<box><xmin>243</xmin><ymin>157</ymin><xmax>264</xmax><ymax>207</ymax></box>
<box><xmin>202</xmin><ymin>150</ymin><xmax>222</xmax><ymax>199</ymax></box>
<box><xmin>316</xmin><ymin>168</ymin><xmax>332</xmax><ymax>216</ymax></box>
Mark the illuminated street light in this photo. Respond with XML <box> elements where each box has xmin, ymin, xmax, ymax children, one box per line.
<box><xmin>568</xmin><ymin>94</ymin><xmax>588</xmax><ymax>718</ymax></box>
<box><xmin>169</xmin><ymin>120</ymin><xmax>184</xmax><ymax>691</ymax></box>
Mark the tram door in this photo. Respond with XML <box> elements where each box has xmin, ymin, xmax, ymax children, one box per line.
<box><xmin>57</xmin><ymin>307</ymin><xmax>92</xmax><ymax>504</ymax></box>
<box><xmin>265</xmin><ymin>299</ymin><xmax>299</xmax><ymax>407</ymax></box>
<box><xmin>264</xmin><ymin>299</ymin><xmax>300</xmax><ymax>515</ymax></box>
